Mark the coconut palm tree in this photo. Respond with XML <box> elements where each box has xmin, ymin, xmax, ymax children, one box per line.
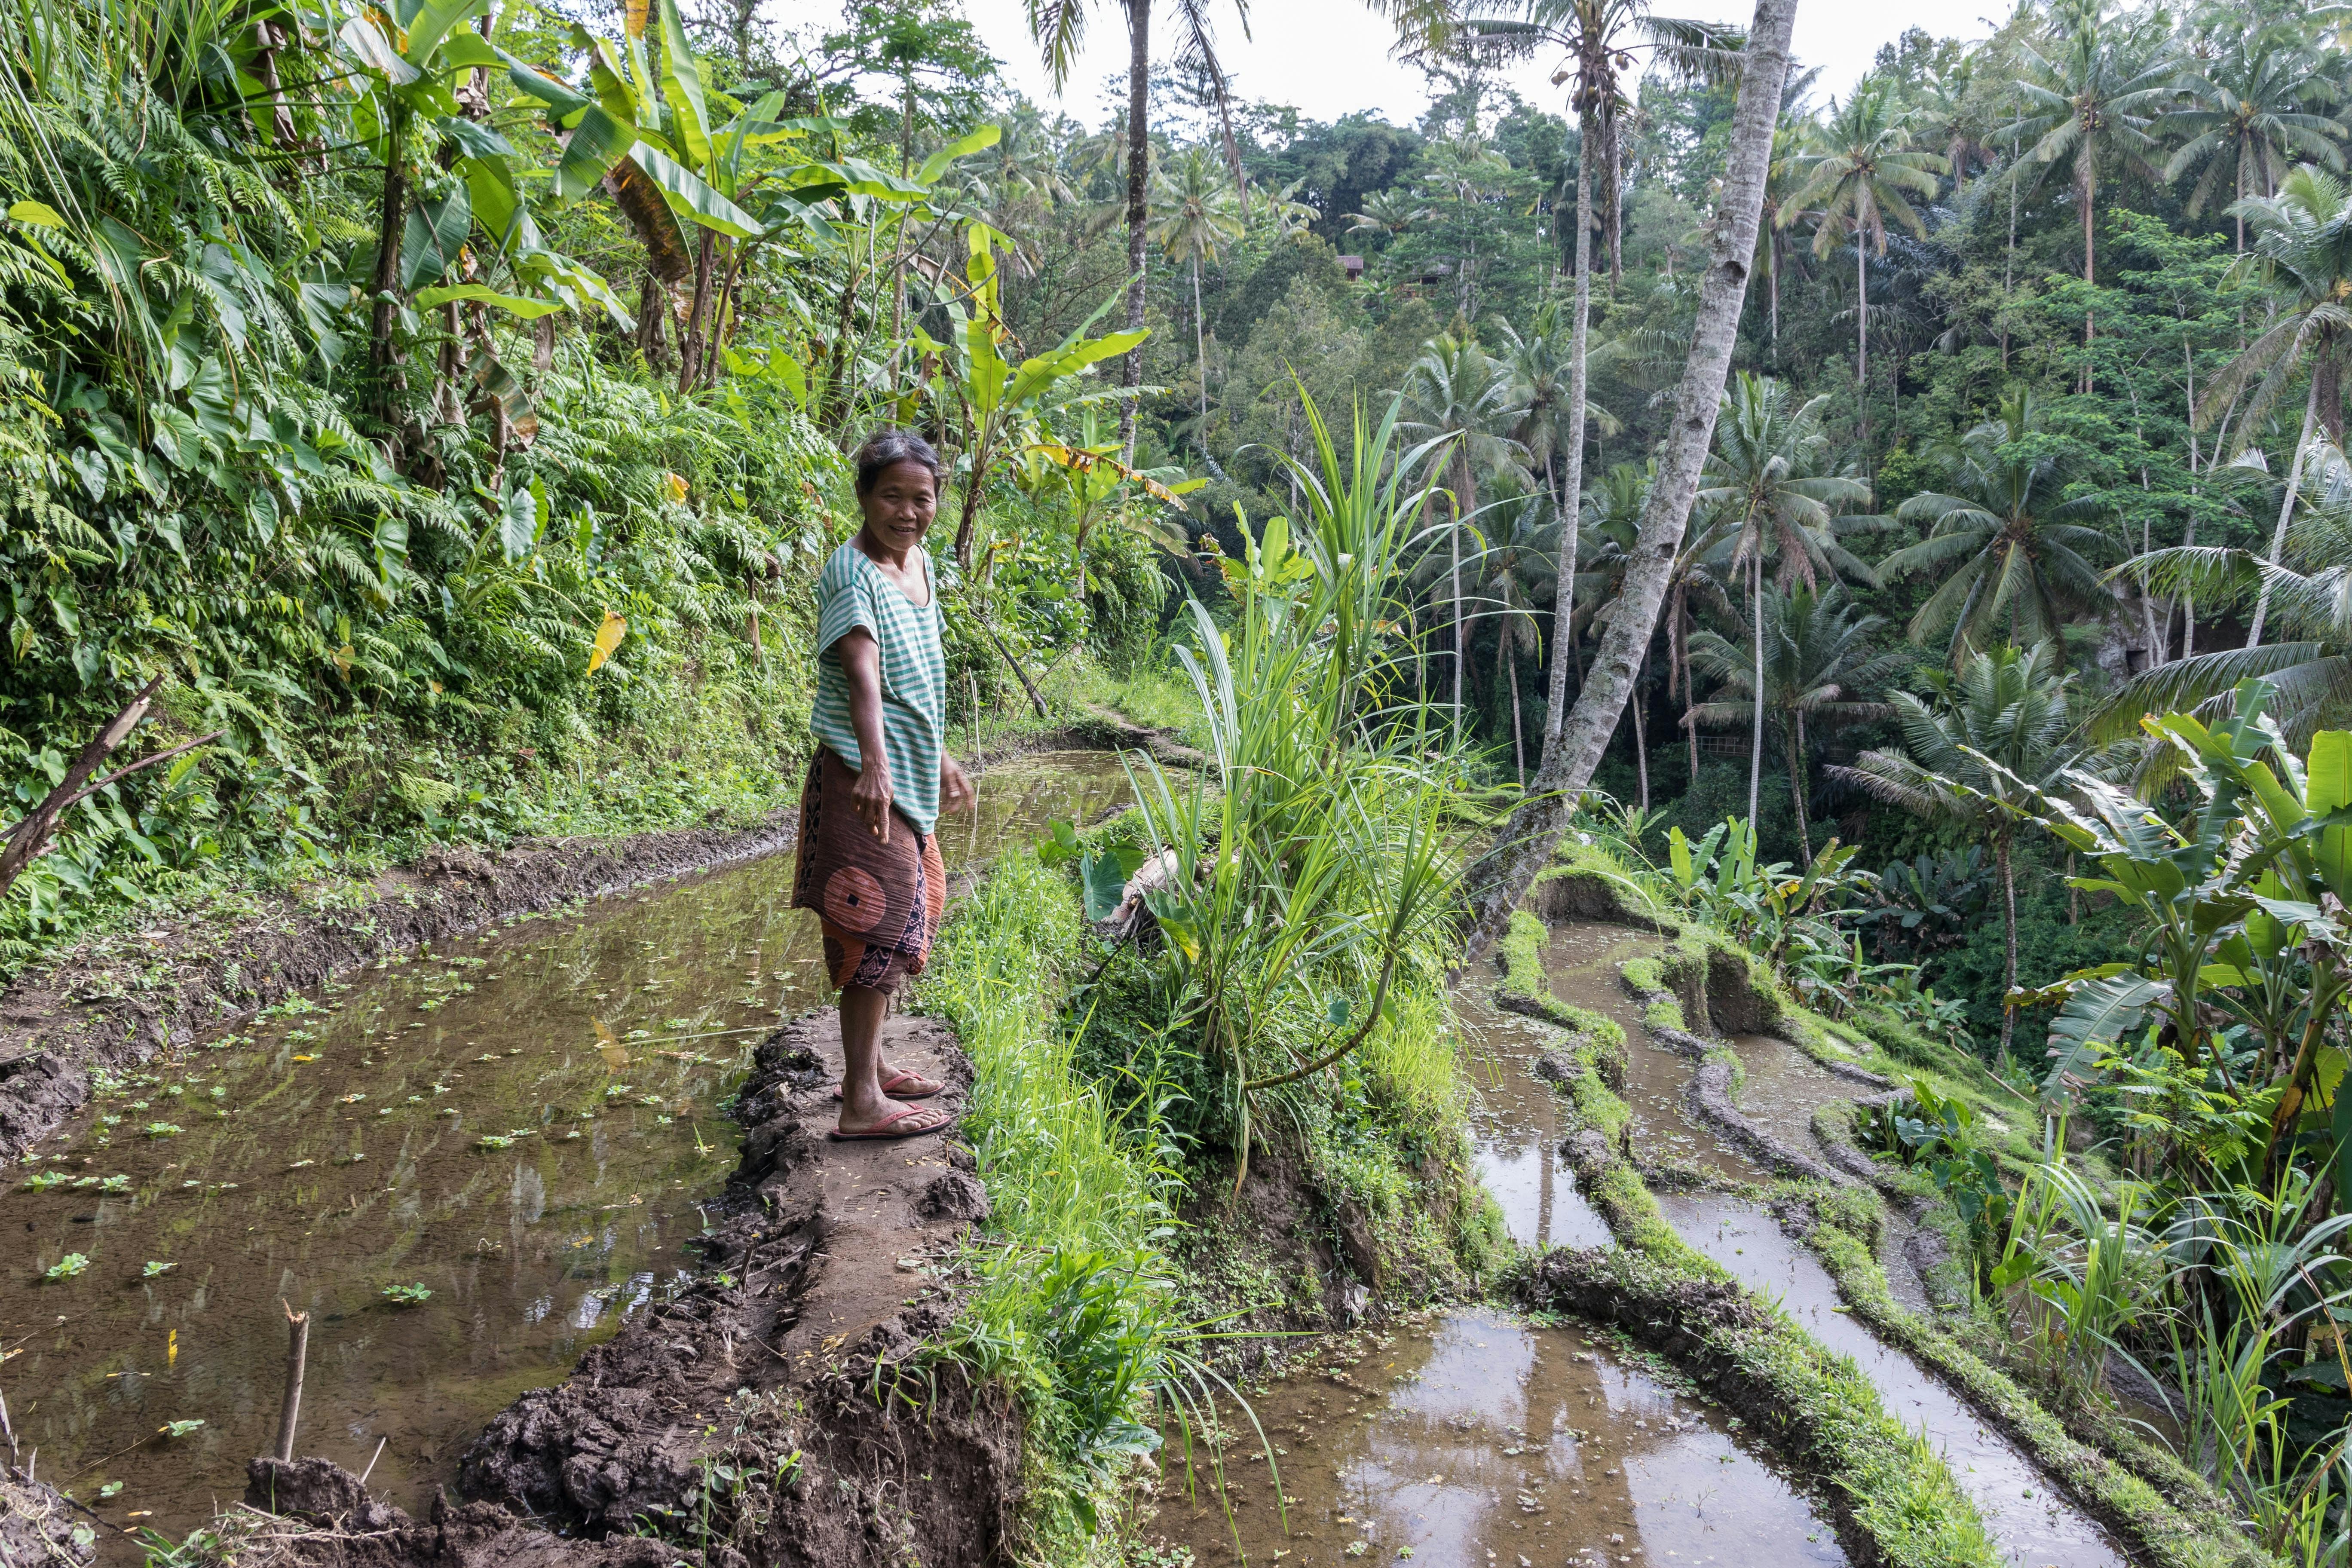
<box><xmin>1878</xmin><ymin>387</ymin><xmax>2114</xmax><ymax>666</ymax></box>
<box><xmin>1027</xmin><ymin>0</ymin><xmax>1253</xmax><ymax>457</ymax></box>
<box><xmin>2102</xmin><ymin>445</ymin><xmax>2352</xmax><ymax>746</ymax></box>
<box><xmin>1400</xmin><ymin>333</ymin><xmax>1531</xmax><ymax>735</ymax></box>
<box><xmin>1345</xmin><ymin>187</ymin><xmax>1427</xmax><ymax>239</ymax></box>
<box><xmin>1694</xmin><ymin>374</ymin><xmax>1877</xmax><ymax>822</ymax></box>
<box><xmin>1834</xmin><ymin>642</ymin><xmax>2084</xmax><ymax>1061</ymax></box>
<box><xmin>1471</xmin><ymin>494</ymin><xmax>1562</xmax><ymax>785</ymax></box>
<box><xmin>1451</xmin><ymin>0</ymin><xmax>1798</xmax><ymax>963</ymax></box>
<box><xmin>1494</xmin><ymin>310</ymin><xmax>1620</xmax><ymax>514</ymax></box>
<box><xmin>1398</xmin><ymin>0</ymin><xmax>1736</xmax><ymax>777</ymax></box>
<box><xmin>2162</xmin><ymin>30</ymin><xmax>2342</xmax><ymax>250</ymax></box>
<box><xmin>2199</xmin><ymin>165</ymin><xmax>2352</xmax><ymax>644</ymax></box>
<box><xmin>1151</xmin><ymin>147</ymin><xmax>1247</xmax><ymax>435</ymax></box>
<box><xmin>1780</xmin><ymin>86</ymin><xmax>1946</xmax><ymax>452</ymax></box>
<box><xmin>1996</xmin><ymin>0</ymin><xmax>2174</xmax><ymax>367</ymax></box>
<box><xmin>1688</xmin><ymin>581</ymin><xmax>1906</xmax><ymax>864</ymax></box>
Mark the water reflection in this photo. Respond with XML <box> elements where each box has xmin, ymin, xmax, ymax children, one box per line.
<box><xmin>0</xmin><ymin>750</ymin><xmax>1135</xmax><ymax>1544</ymax></box>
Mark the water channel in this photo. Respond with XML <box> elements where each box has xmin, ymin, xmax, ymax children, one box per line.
<box><xmin>1</xmin><ymin>751</ymin><xmax>1133</xmax><ymax>1544</ymax></box>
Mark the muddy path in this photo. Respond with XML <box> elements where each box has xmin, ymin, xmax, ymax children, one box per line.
<box><xmin>1</xmin><ymin>749</ymin><xmax>1135</xmax><ymax>1560</ymax></box>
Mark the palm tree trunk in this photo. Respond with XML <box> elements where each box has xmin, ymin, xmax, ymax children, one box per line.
<box><xmin>1462</xmin><ymin>0</ymin><xmax>1797</xmax><ymax>965</ymax></box>
<box><xmin>1539</xmin><ymin>114</ymin><xmax>1596</xmax><ymax>771</ymax></box>
<box><xmin>1673</xmin><ymin>582</ymin><xmax>1697</xmax><ymax>784</ymax></box>
<box><xmin>1508</xmin><ymin>640</ymin><xmax>1525</xmax><ymax>788</ymax></box>
<box><xmin>1748</xmin><ymin>552</ymin><xmax>1764</xmax><ymax>825</ymax></box>
<box><xmin>1631</xmin><ymin>652</ymin><xmax>1649</xmax><ymax>813</ymax></box>
<box><xmin>1192</xmin><ymin>254</ymin><xmax>1207</xmax><ymax>436</ymax></box>
<box><xmin>1787</xmin><ymin>710</ymin><xmax>1811</xmax><ymax>867</ymax></box>
<box><xmin>1118</xmin><ymin>2</ymin><xmax>1152</xmax><ymax>463</ymax></box>
<box><xmin>2080</xmin><ymin>158</ymin><xmax>2096</xmax><ymax>393</ymax></box>
<box><xmin>2248</xmin><ymin>374</ymin><xmax>2319</xmax><ymax>649</ymax></box>
<box><xmin>1997</xmin><ymin>830</ymin><xmax>2019</xmax><ymax>1065</ymax></box>
<box><xmin>1450</xmin><ymin>472</ymin><xmax>1466</xmax><ymax>739</ymax></box>
<box><xmin>1855</xmin><ymin>239</ymin><xmax>1868</xmax><ymax>456</ymax></box>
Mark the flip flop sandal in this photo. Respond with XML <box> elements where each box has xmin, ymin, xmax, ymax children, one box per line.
<box><xmin>829</xmin><ymin>1070</ymin><xmax>943</xmax><ymax>1102</ymax></box>
<box><xmin>829</xmin><ymin>1104</ymin><xmax>953</xmax><ymax>1142</ymax></box>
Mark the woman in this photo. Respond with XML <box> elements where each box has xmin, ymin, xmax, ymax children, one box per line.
<box><xmin>790</xmin><ymin>430</ymin><xmax>974</xmax><ymax>1140</ymax></box>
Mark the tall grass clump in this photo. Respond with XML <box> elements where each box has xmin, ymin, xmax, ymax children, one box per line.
<box><xmin>1122</xmin><ymin>392</ymin><xmax>1468</xmax><ymax>1188</ymax></box>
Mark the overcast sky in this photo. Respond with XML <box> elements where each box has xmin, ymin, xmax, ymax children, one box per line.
<box><xmin>951</xmin><ymin>0</ymin><xmax>2016</xmax><ymax>129</ymax></box>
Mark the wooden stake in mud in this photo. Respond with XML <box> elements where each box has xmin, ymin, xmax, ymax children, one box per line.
<box><xmin>274</xmin><ymin>1302</ymin><xmax>309</xmax><ymax>1462</ymax></box>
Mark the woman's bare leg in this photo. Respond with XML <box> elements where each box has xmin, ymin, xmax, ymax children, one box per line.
<box><xmin>838</xmin><ymin>985</ymin><xmax>946</xmax><ymax>1133</ymax></box>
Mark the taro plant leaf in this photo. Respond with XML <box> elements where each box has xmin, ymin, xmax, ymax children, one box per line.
<box><xmin>1081</xmin><ymin>850</ymin><xmax>1132</xmax><ymax>924</ymax></box>
<box><xmin>414</xmin><ymin>283</ymin><xmax>561</xmax><ymax>318</ymax></box>
<box><xmin>1036</xmin><ymin>819</ymin><xmax>1083</xmax><ymax>869</ymax></box>
<box><xmin>499</xmin><ymin>479</ymin><xmax>546</xmax><ymax>562</ymax></box>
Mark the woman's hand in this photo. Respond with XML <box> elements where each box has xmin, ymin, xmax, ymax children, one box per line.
<box><xmin>851</xmin><ymin>756</ymin><xmax>895</xmax><ymax>842</ymax></box>
<box><xmin>939</xmin><ymin>754</ymin><xmax>974</xmax><ymax>818</ymax></box>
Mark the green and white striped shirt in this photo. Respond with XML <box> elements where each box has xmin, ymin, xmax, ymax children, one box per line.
<box><xmin>812</xmin><ymin>540</ymin><xmax>946</xmax><ymax>835</ymax></box>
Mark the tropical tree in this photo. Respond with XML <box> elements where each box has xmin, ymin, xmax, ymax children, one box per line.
<box><xmin>1834</xmin><ymin>642</ymin><xmax>2085</xmax><ymax>1060</ymax></box>
<box><xmin>1151</xmin><ymin>147</ymin><xmax>1247</xmax><ymax>435</ymax></box>
<box><xmin>1400</xmin><ymin>334</ymin><xmax>1530</xmax><ymax>735</ymax></box>
<box><xmin>1471</xmin><ymin>495</ymin><xmax>1562</xmax><ymax>785</ymax></box>
<box><xmin>1997</xmin><ymin>0</ymin><xmax>2174</xmax><ymax>358</ymax></box>
<box><xmin>1687</xmin><ymin>582</ymin><xmax>1906</xmax><ymax>864</ymax></box>
<box><xmin>1694</xmin><ymin>374</ymin><xmax>1877</xmax><ymax>822</ymax></box>
<box><xmin>1780</xmin><ymin>86</ymin><xmax>1946</xmax><ymax>450</ymax></box>
<box><xmin>1459</xmin><ymin>0</ymin><xmax>1798</xmax><ymax>961</ymax></box>
<box><xmin>2199</xmin><ymin>165</ymin><xmax>2352</xmax><ymax>645</ymax></box>
<box><xmin>1026</xmin><ymin>0</ymin><xmax>1252</xmax><ymax>457</ymax></box>
<box><xmin>1879</xmin><ymin>388</ymin><xmax>2114</xmax><ymax>666</ymax></box>
<box><xmin>2161</xmin><ymin>30</ymin><xmax>2343</xmax><ymax>249</ymax></box>
<box><xmin>1494</xmin><ymin>310</ymin><xmax>1620</xmax><ymax>514</ymax></box>
<box><xmin>1345</xmin><ymin>187</ymin><xmax>1427</xmax><ymax>237</ymax></box>
<box><xmin>1425</xmin><ymin>0</ymin><xmax>1741</xmax><ymax>781</ymax></box>
<box><xmin>1570</xmin><ymin>463</ymin><xmax>1656</xmax><ymax>804</ymax></box>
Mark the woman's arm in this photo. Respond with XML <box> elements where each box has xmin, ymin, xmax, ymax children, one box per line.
<box><xmin>836</xmin><ymin>628</ymin><xmax>894</xmax><ymax>842</ymax></box>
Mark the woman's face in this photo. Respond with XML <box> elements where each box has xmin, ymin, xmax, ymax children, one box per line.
<box><xmin>860</xmin><ymin>460</ymin><xmax>938</xmax><ymax>553</ymax></box>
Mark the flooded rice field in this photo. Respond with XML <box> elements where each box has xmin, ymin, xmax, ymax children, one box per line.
<box><xmin>1153</xmin><ymin>1309</ymin><xmax>1850</xmax><ymax>1568</ymax></box>
<box><xmin>1459</xmin><ymin>990</ymin><xmax>1612</xmax><ymax>1250</ymax></box>
<box><xmin>2</xmin><ymin>751</ymin><xmax>1131</xmax><ymax>1544</ymax></box>
<box><xmin>1660</xmin><ymin>1196</ymin><xmax>2122</xmax><ymax>1568</ymax></box>
<box><xmin>1537</xmin><ymin>927</ymin><xmax>1757</xmax><ymax>1180</ymax></box>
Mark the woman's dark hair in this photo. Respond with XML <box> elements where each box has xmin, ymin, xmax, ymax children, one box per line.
<box><xmin>852</xmin><ymin>429</ymin><xmax>942</xmax><ymax>497</ymax></box>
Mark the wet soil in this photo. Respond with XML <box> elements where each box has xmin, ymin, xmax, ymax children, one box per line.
<box><xmin>1152</xmin><ymin>1308</ymin><xmax>1849</xmax><ymax>1568</ymax></box>
<box><xmin>1536</xmin><ymin>928</ymin><xmax>1757</xmax><ymax>1180</ymax></box>
<box><xmin>1659</xmin><ymin>1194</ymin><xmax>2123</xmax><ymax>1568</ymax></box>
<box><xmin>1458</xmin><ymin>991</ymin><xmax>1612</xmax><ymax>1250</ymax></box>
<box><xmin>1</xmin><ymin>753</ymin><xmax>1129</xmax><ymax>1554</ymax></box>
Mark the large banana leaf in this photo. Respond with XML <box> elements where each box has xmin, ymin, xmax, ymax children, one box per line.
<box><xmin>2042</xmin><ymin>969</ymin><xmax>2169</xmax><ymax>1102</ymax></box>
<box><xmin>500</xmin><ymin>48</ymin><xmax>588</xmax><ymax>118</ymax></box>
<box><xmin>460</xmin><ymin>156</ymin><xmax>525</xmax><ymax>253</ymax></box>
<box><xmin>629</xmin><ymin>144</ymin><xmax>757</xmax><ymax>237</ymax></box>
<box><xmin>1005</xmin><ymin>330</ymin><xmax>1147</xmax><ymax>406</ymax></box>
<box><xmin>656</xmin><ymin>0</ymin><xmax>712</xmax><ymax>169</ymax></box>
<box><xmin>339</xmin><ymin>14</ymin><xmax>419</xmax><ymax>85</ymax></box>
<box><xmin>415</xmin><ymin>283</ymin><xmax>560</xmax><ymax>318</ymax></box>
<box><xmin>570</xmin><ymin>26</ymin><xmax>639</xmax><ymax>124</ymax></box>
<box><xmin>401</xmin><ymin>0</ymin><xmax>487</xmax><ymax>67</ymax></box>
<box><xmin>399</xmin><ymin>188</ymin><xmax>470</xmax><ymax>290</ymax></box>
<box><xmin>916</xmin><ymin>122</ymin><xmax>1001</xmax><ymax>184</ymax></box>
<box><xmin>555</xmin><ymin>106</ymin><xmax>637</xmax><ymax>201</ymax></box>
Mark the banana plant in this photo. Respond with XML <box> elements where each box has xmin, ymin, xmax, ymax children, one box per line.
<box><xmin>915</xmin><ymin>224</ymin><xmax>1146</xmax><ymax>572</ymax></box>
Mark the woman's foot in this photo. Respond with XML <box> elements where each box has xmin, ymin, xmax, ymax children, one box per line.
<box><xmin>833</xmin><ymin>1099</ymin><xmax>954</xmax><ymax>1140</ymax></box>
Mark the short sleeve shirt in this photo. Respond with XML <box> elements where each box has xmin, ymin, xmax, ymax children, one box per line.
<box><xmin>812</xmin><ymin>540</ymin><xmax>946</xmax><ymax>835</ymax></box>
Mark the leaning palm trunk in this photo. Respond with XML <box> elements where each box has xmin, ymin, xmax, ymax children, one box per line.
<box><xmin>2246</xmin><ymin>375</ymin><xmax>2319</xmax><ymax>650</ymax></box>
<box><xmin>1748</xmin><ymin>553</ymin><xmax>1764</xmax><ymax>823</ymax></box>
<box><xmin>1462</xmin><ymin>0</ymin><xmax>1798</xmax><ymax>965</ymax></box>
<box><xmin>1540</xmin><ymin>116</ymin><xmax>1597</xmax><ymax>772</ymax></box>
<box><xmin>1508</xmin><ymin>640</ymin><xmax>1526</xmax><ymax>787</ymax></box>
